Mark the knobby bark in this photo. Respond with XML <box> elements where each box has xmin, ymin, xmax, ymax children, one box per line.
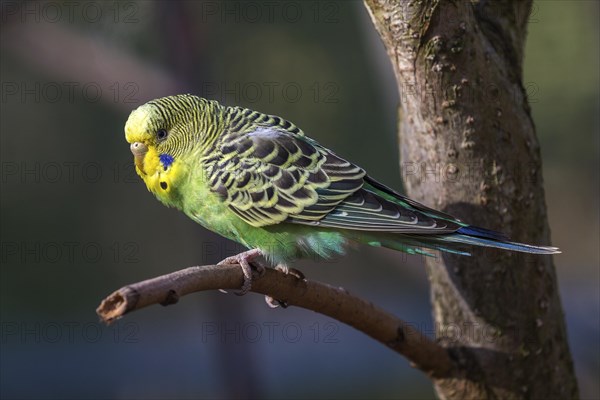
<box><xmin>363</xmin><ymin>0</ymin><xmax>578</xmax><ymax>399</ymax></box>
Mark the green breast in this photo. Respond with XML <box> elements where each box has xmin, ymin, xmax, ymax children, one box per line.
<box><xmin>176</xmin><ymin>157</ymin><xmax>348</xmax><ymax>265</ymax></box>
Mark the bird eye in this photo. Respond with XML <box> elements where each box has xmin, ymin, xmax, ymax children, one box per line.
<box><xmin>157</xmin><ymin>129</ymin><xmax>168</xmax><ymax>141</ymax></box>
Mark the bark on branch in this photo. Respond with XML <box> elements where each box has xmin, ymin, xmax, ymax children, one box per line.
<box><xmin>363</xmin><ymin>0</ymin><xmax>578</xmax><ymax>398</ymax></box>
<box><xmin>97</xmin><ymin>264</ymin><xmax>454</xmax><ymax>379</ymax></box>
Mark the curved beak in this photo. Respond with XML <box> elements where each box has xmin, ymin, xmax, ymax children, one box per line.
<box><xmin>130</xmin><ymin>142</ymin><xmax>148</xmax><ymax>175</ymax></box>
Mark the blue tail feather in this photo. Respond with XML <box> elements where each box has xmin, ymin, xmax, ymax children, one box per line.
<box><xmin>367</xmin><ymin>225</ymin><xmax>559</xmax><ymax>256</ymax></box>
<box><xmin>456</xmin><ymin>226</ymin><xmax>509</xmax><ymax>241</ymax></box>
<box><xmin>443</xmin><ymin>226</ymin><xmax>560</xmax><ymax>255</ymax></box>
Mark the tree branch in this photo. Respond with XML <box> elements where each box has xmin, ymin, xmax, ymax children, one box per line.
<box><xmin>97</xmin><ymin>263</ymin><xmax>455</xmax><ymax>379</ymax></box>
<box><xmin>363</xmin><ymin>0</ymin><xmax>578</xmax><ymax>399</ymax></box>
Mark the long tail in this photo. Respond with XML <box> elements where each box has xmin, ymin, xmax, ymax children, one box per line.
<box><xmin>442</xmin><ymin>226</ymin><xmax>561</xmax><ymax>254</ymax></box>
<box><xmin>376</xmin><ymin>225</ymin><xmax>560</xmax><ymax>256</ymax></box>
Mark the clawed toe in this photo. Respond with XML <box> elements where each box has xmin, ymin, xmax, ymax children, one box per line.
<box><xmin>275</xmin><ymin>265</ymin><xmax>305</xmax><ymax>280</ymax></box>
<box><xmin>217</xmin><ymin>253</ymin><xmax>304</xmax><ymax>304</ymax></box>
<box><xmin>251</xmin><ymin>260</ymin><xmax>267</xmax><ymax>277</ymax></box>
<box><xmin>217</xmin><ymin>255</ymin><xmax>238</xmax><ymax>266</ymax></box>
<box><xmin>265</xmin><ymin>295</ymin><xmax>288</xmax><ymax>308</ymax></box>
<box><xmin>263</xmin><ymin>265</ymin><xmax>305</xmax><ymax>308</ymax></box>
<box><xmin>217</xmin><ymin>249</ymin><xmax>264</xmax><ymax>295</ymax></box>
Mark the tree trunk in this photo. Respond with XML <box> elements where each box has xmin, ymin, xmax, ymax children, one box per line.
<box><xmin>363</xmin><ymin>1</ymin><xmax>578</xmax><ymax>398</ymax></box>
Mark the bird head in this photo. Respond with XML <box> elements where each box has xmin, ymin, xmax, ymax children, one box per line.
<box><xmin>124</xmin><ymin>94</ymin><xmax>223</xmax><ymax>197</ymax></box>
<box><xmin>125</xmin><ymin>94</ymin><xmax>222</xmax><ymax>172</ymax></box>
<box><xmin>125</xmin><ymin>95</ymin><xmax>189</xmax><ymax>175</ymax></box>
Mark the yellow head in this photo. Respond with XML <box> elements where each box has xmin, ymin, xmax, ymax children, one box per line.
<box><xmin>124</xmin><ymin>94</ymin><xmax>221</xmax><ymax>201</ymax></box>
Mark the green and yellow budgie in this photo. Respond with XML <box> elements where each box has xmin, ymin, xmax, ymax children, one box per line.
<box><xmin>125</xmin><ymin>94</ymin><xmax>559</xmax><ymax>294</ymax></box>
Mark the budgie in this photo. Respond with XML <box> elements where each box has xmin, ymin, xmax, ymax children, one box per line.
<box><xmin>125</xmin><ymin>94</ymin><xmax>559</xmax><ymax>294</ymax></box>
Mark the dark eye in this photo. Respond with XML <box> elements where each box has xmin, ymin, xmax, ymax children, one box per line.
<box><xmin>157</xmin><ymin>129</ymin><xmax>168</xmax><ymax>141</ymax></box>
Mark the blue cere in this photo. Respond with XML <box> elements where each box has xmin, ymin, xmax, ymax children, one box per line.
<box><xmin>159</xmin><ymin>153</ymin><xmax>174</xmax><ymax>170</ymax></box>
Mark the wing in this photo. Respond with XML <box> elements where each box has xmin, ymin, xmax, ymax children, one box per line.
<box><xmin>290</xmin><ymin>176</ymin><xmax>462</xmax><ymax>233</ymax></box>
<box><xmin>202</xmin><ymin>120</ymin><xmax>365</xmax><ymax>227</ymax></box>
<box><xmin>203</xmin><ymin>110</ymin><xmax>461</xmax><ymax>234</ymax></box>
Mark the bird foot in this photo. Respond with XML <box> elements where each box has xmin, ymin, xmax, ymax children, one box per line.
<box><xmin>265</xmin><ymin>296</ymin><xmax>288</xmax><ymax>308</ymax></box>
<box><xmin>218</xmin><ymin>249</ymin><xmax>266</xmax><ymax>295</ymax></box>
<box><xmin>275</xmin><ymin>265</ymin><xmax>305</xmax><ymax>280</ymax></box>
<box><xmin>264</xmin><ymin>264</ymin><xmax>305</xmax><ymax>308</ymax></box>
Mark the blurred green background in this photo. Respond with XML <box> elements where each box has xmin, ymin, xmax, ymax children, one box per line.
<box><xmin>1</xmin><ymin>1</ymin><xmax>598</xmax><ymax>398</ymax></box>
